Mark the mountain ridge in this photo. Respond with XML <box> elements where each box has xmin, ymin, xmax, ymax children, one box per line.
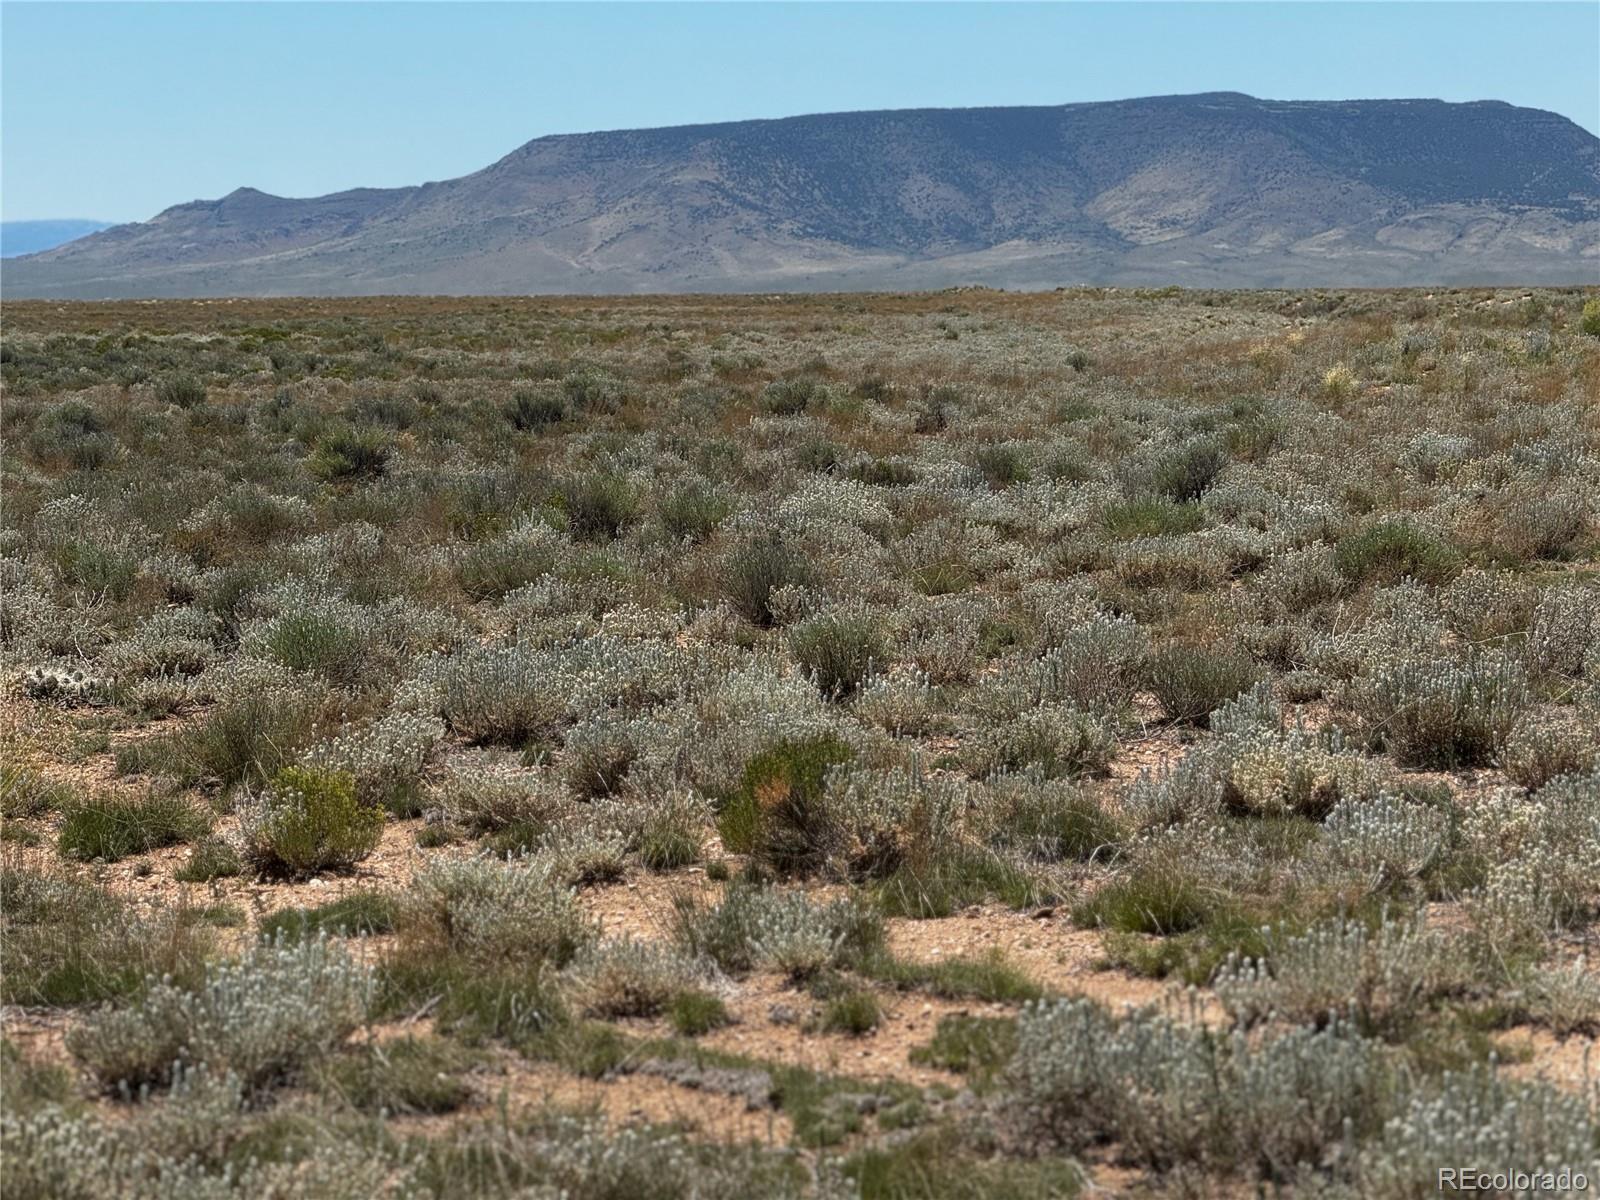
<box><xmin>7</xmin><ymin>93</ymin><xmax>1597</xmax><ymax>296</ymax></box>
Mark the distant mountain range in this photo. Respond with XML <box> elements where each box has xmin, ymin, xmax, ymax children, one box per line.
<box><xmin>5</xmin><ymin>93</ymin><xmax>1597</xmax><ymax>297</ymax></box>
<box><xmin>2</xmin><ymin>220</ymin><xmax>113</xmax><ymax>259</ymax></box>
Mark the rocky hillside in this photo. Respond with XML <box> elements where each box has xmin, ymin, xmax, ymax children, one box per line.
<box><xmin>7</xmin><ymin>92</ymin><xmax>1597</xmax><ymax>296</ymax></box>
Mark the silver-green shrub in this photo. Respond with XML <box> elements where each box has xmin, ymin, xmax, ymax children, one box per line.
<box><xmin>403</xmin><ymin>853</ymin><xmax>594</xmax><ymax>965</ymax></box>
<box><xmin>1357</xmin><ymin>1068</ymin><xmax>1599</xmax><ymax>1198</ymax></box>
<box><xmin>66</xmin><ymin>934</ymin><xmax>372</xmax><ymax>1093</ymax></box>
<box><xmin>1321</xmin><ymin>792</ymin><xmax>1448</xmax><ymax>891</ymax></box>
<box><xmin>1215</xmin><ymin>914</ymin><xmax>1455</xmax><ymax>1032</ymax></box>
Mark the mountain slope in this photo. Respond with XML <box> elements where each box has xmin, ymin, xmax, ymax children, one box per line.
<box><xmin>6</xmin><ymin>93</ymin><xmax>1597</xmax><ymax>296</ymax></box>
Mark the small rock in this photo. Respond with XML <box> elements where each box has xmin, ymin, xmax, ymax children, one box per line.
<box><xmin>768</xmin><ymin>1003</ymin><xmax>799</xmax><ymax>1026</ymax></box>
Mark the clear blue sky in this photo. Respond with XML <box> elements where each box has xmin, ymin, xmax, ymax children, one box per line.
<box><xmin>3</xmin><ymin>2</ymin><xmax>1596</xmax><ymax>223</ymax></box>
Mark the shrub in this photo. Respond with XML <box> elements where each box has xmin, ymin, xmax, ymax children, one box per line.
<box><xmin>788</xmin><ymin>607</ymin><xmax>886</xmax><ymax>698</ymax></box>
<box><xmin>962</xmin><ymin>704</ymin><xmax>1117</xmax><ymax>779</ymax></box>
<box><xmin>1214</xmin><ymin>914</ymin><xmax>1453</xmax><ymax>1035</ymax></box>
<box><xmin>312</xmin><ymin>424</ymin><xmax>391</xmax><ymax>482</ymax></box>
<box><xmin>1031</xmin><ymin>614</ymin><xmax>1150</xmax><ymax>713</ymax></box>
<box><xmin>1151</xmin><ymin>437</ymin><xmax>1227</xmax><ymax>503</ymax></box>
<box><xmin>239</xmin><ymin>766</ymin><xmax>384</xmax><ymax>878</ymax></box>
<box><xmin>985</xmin><ymin>776</ymin><xmax>1122</xmax><ymax>862</ymax></box>
<box><xmin>57</xmin><ymin>788</ymin><xmax>210</xmax><ymax>862</ymax></box>
<box><xmin>1103</xmin><ymin>498</ymin><xmax>1205</xmax><ymax>539</ymax></box>
<box><xmin>300</xmin><ymin>709</ymin><xmax>444</xmax><ymax>813</ymax></box>
<box><xmin>910</xmin><ymin>1013</ymin><xmax>1017</xmax><ymax>1077</ymax></box>
<box><xmin>819</xmin><ymin>990</ymin><xmax>882</xmax><ymax>1036</ymax></box>
<box><xmin>559</xmin><ymin>472</ymin><xmax>638</xmax><ymax>541</ymax></box>
<box><xmin>667</xmin><ymin>989</ymin><xmax>730</xmax><ymax>1036</ymax></box>
<box><xmin>1581</xmin><ymin>297</ymin><xmax>1600</xmax><ymax>338</ymax></box>
<box><xmin>671</xmin><ymin>883</ymin><xmax>882</xmax><ymax>977</ymax></box>
<box><xmin>1352</xmin><ymin>652</ymin><xmax>1529</xmax><ymax>768</ymax></box>
<box><xmin>250</xmin><ymin>604</ymin><xmax>371</xmax><ymax>686</ymax></box>
<box><xmin>504</xmin><ymin>386</ymin><xmax>565</xmax><ymax>430</ymax></box>
<box><xmin>1</xmin><ymin>868</ymin><xmax>212</xmax><ymax>1004</ymax></box>
<box><xmin>760</xmin><ymin>376</ymin><xmax>824</xmax><ymax>415</ymax></box>
<box><xmin>66</xmin><ymin>934</ymin><xmax>372</xmax><ymax>1093</ymax></box>
<box><xmin>854</xmin><ymin>669</ymin><xmax>938</xmax><ymax>736</ymax></box>
<box><xmin>561</xmin><ymin>366</ymin><xmax>627</xmax><ymax>412</ymax></box>
<box><xmin>402</xmin><ymin>853</ymin><xmax>594</xmax><ymax>967</ymax></box>
<box><xmin>1519</xmin><ymin>957</ymin><xmax>1600</xmax><ymax>1036</ymax></box>
<box><xmin>564</xmin><ymin>937</ymin><xmax>701</xmax><ymax>1018</ymax></box>
<box><xmin>560</xmin><ymin>716</ymin><xmax>640</xmax><ymax>799</ymax></box>
<box><xmin>718</xmin><ymin>734</ymin><xmax>854</xmax><ymax>874</ymax></box>
<box><xmin>173</xmin><ymin>835</ymin><xmax>242</xmax><ymax>883</ymax></box>
<box><xmin>1500</xmin><ymin>712</ymin><xmax>1600</xmax><ymax>790</ymax></box>
<box><xmin>147</xmin><ymin>670</ymin><xmax>318</xmax><ymax>787</ymax></box>
<box><xmin>1070</xmin><ymin>862</ymin><xmax>1216</xmax><ymax>935</ymax></box>
<box><xmin>971</xmin><ymin>442</ymin><xmax>1031</xmax><ymax>488</ymax></box>
<box><xmin>635</xmin><ymin>787</ymin><xmax>707</xmax><ymax>870</ymax></box>
<box><xmin>457</xmin><ymin>531</ymin><xmax>558</xmax><ymax>601</ymax></box>
<box><xmin>430</xmin><ymin>641</ymin><xmax>567</xmax><ymax>747</ymax></box>
<box><xmin>1321</xmin><ymin>792</ymin><xmax>1448</xmax><ymax>891</ymax></box>
<box><xmin>1358</xmin><ymin>1068</ymin><xmax>1600</xmax><ymax>1196</ymax></box>
<box><xmin>1147</xmin><ymin>644</ymin><xmax>1264</xmax><ymax>726</ymax></box>
<box><xmin>1526</xmin><ymin>584</ymin><xmax>1598</xmax><ymax>678</ymax></box>
<box><xmin>28</xmin><ymin>400</ymin><xmax>115</xmax><ymax>468</ymax></box>
<box><xmin>435</xmin><ymin>762</ymin><xmax>566</xmax><ymax>835</ymax></box>
<box><xmin>1012</xmin><ymin>998</ymin><xmax>1390</xmax><ymax>1176</ymax></box>
<box><xmin>659</xmin><ymin>481</ymin><xmax>731</xmax><ymax>542</ymax></box>
<box><xmin>315</xmin><ymin>1036</ymin><xmax>473</xmax><ymax>1115</ymax></box>
<box><xmin>722</xmin><ymin>535</ymin><xmax>815</xmax><ymax>627</ymax></box>
<box><xmin>1335</xmin><ymin>522</ymin><xmax>1459</xmax><ymax>586</ymax></box>
<box><xmin>154</xmin><ymin>373</ymin><xmax>207</xmax><ymax>408</ymax></box>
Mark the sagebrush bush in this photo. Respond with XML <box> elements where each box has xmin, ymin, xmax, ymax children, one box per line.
<box><xmin>564</xmin><ymin>937</ymin><xmax>701</xmax><ymax>1018</ymax></box>
<box><xmin>1352</xmin><ymin>652</ymin><xmax>1529</xmax><ymax>767</ymax></box>
<box><xmin>658</xmin><ymin>480</ymin><xmax>731</xmax><ymax>542</ymax></box>
<box><xmin>402</xmin><ymin>853</ymin><xmax>594</xmax><ymax>966</ymax></box>
<box><xmin>504</xmin><ymin>385</ymin><xmax>566</xmax><ymax>430</ymax></box>
<box><xmin>1500</xmin><ymin>711</ymin><xmax>1600</xmax><ymax>790</ymax></box>
<box><xmin>1358</xmin><ymin>1067</ymin><xmax>1600</xmax><ymax>1196</ymax></box>
<box><xmin>1147</xmin><ymin>643</ymin><xmax>1264</xmax><ymax>726</ymax></box>
<box><xmin>154</xmin><ymin>373</ymin><xmax>207</xmax><ymax>408</ymax></box>
<box><xmin>722</xmin><ymin>535</ymin><xmax>815</xmax><ymax>627</ymax></box>
<box><xmin>312</xmin><ymin>424</ymin><xmax>391</xmax><ymax>482</ymax></box>
<box><xmin>1214</xmin><ymin>914</ymin><xmax>1455</xmax><ymax>1035</ymax></box>
<box><xmin>1012</xmin><ymin>997</ymin><xmax>1390</xmax><ymax>1177</ymax></box>
<box><xmin>239</xmin><ymin>766</ymin><xmax>384</xmax><ymax>877</ymax></box>
<box><xmin>788</xmin><ymin>607</ymin><xmax>886</xmax><ymax>698</ymax></box>
<box><xmin>559</xmin><ymin>472</ymin><xmax>638</xmax><ymax>541</ymax></box>
<box><xmin>1335</xmin><ymin>521</ymin><xmax>1459</xmax><ymax>586</ymax></box>
<box><xmin>1321</xmin><ymin>791</ymin><xmax>1449</xmax><ymax>892</ymax></box>
<box><xmin>67</xmin><ymin>934</ymin><xmax>372</xmax><ymax>1093</ymax></box>
<box><xmin>963</xmin><ymin>703</ymin><xmax>1117</xmax><ymax>780</ymax></box>
<box><xmin>671</xmin><ymin>882</ymin><xmax>882</xmax><ymax>977</ymax></box>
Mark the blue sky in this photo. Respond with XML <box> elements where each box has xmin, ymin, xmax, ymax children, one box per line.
<box><xmin>3</xmin><ymin>2</ymin><xmax>1596</xmax><ymax>223</ymax></box>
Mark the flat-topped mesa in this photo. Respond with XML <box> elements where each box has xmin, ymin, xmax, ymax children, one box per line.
<box><xmin>8</xmin><ymin>92</ymin><xmax>1597</xmax><ymax>297</ymax></box>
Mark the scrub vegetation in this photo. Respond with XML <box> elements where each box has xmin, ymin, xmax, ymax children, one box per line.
<box><xmin>2</xmin><ymin>287</ymin><xmax>1598</xmax><ymax>1197</ymax></box>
